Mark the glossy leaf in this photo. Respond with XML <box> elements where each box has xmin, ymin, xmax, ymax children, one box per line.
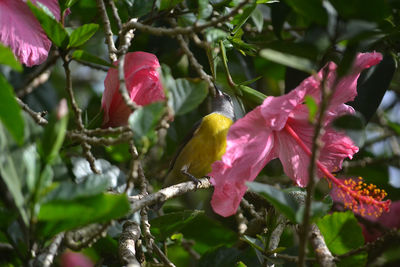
<box><xmin>27</xmin><ymin>2</ymin><xmax>69</xmax><ymax>48</ymax></box>
<box><xmin>317</xmin><ymin>211</ymin><xmax>367</xmax><ymax>266</ymax></box>
<box><xmin>37</xmin><ymin>193</ymin><xmax>130</xmax><ymax>238</ymax></box>
<box><xmin>69</xmin><ymin>23</ymin><xmax>99</xmax><ymax>48</ymax></box>
<box><xmin>129</xmin><ymin>102</ymin><xmax>165</xmax><ymax>148</ymax></box>
<box><xmin>232</xmin><ymin>3</ymin><xmax>257</xmax><ymax>35</ymax></box>
<box><xmin>168</xmin><ymin>79</ymin><xmax>208</xmax><ymax>116</ymax></box>
<box><xmin>247</xmin><ymin>182</ymin><xmax>299</xmax><ymax>223</ymax></box>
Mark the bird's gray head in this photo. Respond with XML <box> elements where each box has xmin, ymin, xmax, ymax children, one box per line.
<box><xmin>212</xmin><ymin>87</ymin><xmax>236</xmax><ymax>121</ymax></box>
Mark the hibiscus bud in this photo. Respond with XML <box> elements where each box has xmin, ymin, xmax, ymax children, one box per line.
<box><xmin>60</xmin><ymin>251</ymin><xmax>93</xmax><ymax>267</ymax></box>
<box><xmin>101</xmin><ymin>52</ymin><xmax>165</xmax><ymax>128</ymax></box>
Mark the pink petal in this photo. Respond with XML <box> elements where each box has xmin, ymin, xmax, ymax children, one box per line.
<box><xmin>330</xmin><ymin>52</ymin><xmax>382</xmax><ymax>109</ymax></box>
<box><xmin>0</xmin><ymin>0</ymin><xmax>52</xmax><ymax>66</ymax></box>
<box><xmin>210</xmin><ymin>107</ymin><xmax>276</xmax><ymax>217</ymax></box>
<box><xmin>101</xmin><ymin>52</ymin><xmax>165</xmax><ymax>127</ymax></box>
<box><xmin>61</xmin><ymin>251</ymin><xmax>93</xmax><ymax>267</ymax></box>
<box><xmin>319</xmin><ymin>127</ymin><xmax>359</xmax><ymax>172</ymax></box>
<box><xmin>260</xmin><ymin>87</ymin><xmax>308</xmax><ymax>131</ymax></box>
<box><xmin>276</xmin><ymin>120</ymin><xmax>313</xmax><ymax>187</ymax></box>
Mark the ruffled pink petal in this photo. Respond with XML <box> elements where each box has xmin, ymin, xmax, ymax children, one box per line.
<box><xmin>210</xmin><ymin>107</ymin><xmax>276</xmax><ymax>217</ymax></box>
<box><xmin>101</xmin><ymin>52</ymin><xmax>165</xmax><ymax>127</ymax></box>
<box><xmin>319</xmin><ymin>127</ymin><xmax>359</xmax><ymax>172</ymax></box>
<box><xmin>0</xmin><ymin>0</ymin><xmax>52</xmax><ymax>66</ymax></box>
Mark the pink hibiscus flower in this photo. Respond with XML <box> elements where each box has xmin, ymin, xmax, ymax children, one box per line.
<box><xmin>101</xmin><ymin>52</ymin><xmax>165</xmax><ymax>128</ymax></box>
<box><xmin>0</xmin><ymin>0</ymin><xmax>60</xmax><ymax>67</ymax></box>
<box><xmin>210</xmin><ymin>52</ymin><xmax>391</xmax><ymax>217</ymax></box>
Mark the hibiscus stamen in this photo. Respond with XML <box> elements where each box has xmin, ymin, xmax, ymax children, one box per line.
<box><xmin>284</xmin><ymin>123</ymin><xmax>391</xmax><ymax>217</ymax></box>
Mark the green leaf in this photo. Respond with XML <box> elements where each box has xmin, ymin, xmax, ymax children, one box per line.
<box><xmin>168</xmin><ymin>79</ymin><xmax>209</xmax><ymax>116</ymax></box>
<box><xmin>0</xmin><ymin>74</ymin><xmax>24</xmax><ymax>145</ymax></box>
<box><xmin>260</xmin><ymin>49</ymin><xmax>315</xmax><ymax>73</ymax></box>
<box><xmin>317</xmin><ymin>211</ymin><xmax>367</xmax><ymax>266</ymax></box>
<box><xmin>72</xmin><ymin>50</ymin><xmax>114</xmax><ymax>67</ymax></box>
<box><xmin>304</xmin><ymin>95</ymin><xmax>318</xmax><ymax>123</ymax></box>
<box><xmin>37</xmin><ymin>193</ymin><xmax>130</xmax><ymax>238</ymax></box>
<box><xmin>150</xmin><ymin>210</ymin><xmax>204</xmax><ymax>240</ymax></box>
<box><xmin>68</xmin><ymin>23</ymin><xmax>99</xmax><ymax>48</ymax></box>
<box><xmin>232</xmin><ymin>4</ymin><xmax>257</xmax><ymax>35</ymax></box>
<box><xmin>27</xmin><ymin>2</ymin><xmax>69</xmax><ymax>48</ymax></box>
<box><xmin>333</xmin><ymin>113</ymin><xmax>365</xmax><ymax>131</ymax></box>
<box><xmin>247</xmin><ymin>182</ymin><xmax>299</xmax><ymax>223</ymax></box>
<box><xmin>284</xmin><ymin>0</ymin><xmax>328</xmax><ymax>25</ymax></box>
<box><xmin>197</xmin><ymin>0</ymin><xmax>212</xmax><ymax>19</ymax></box>
<box><xmin>66</xmin><ymin>0</ymin><xmax>80</xmax><ymax>8</ymax></box>
<box><xmin>129</xmin><ymin>102</ymin><xmax>165</xmax><ymax>148</ymax></box>
<box><xmin>159</xmin><ymin>0</ymin><xmax>184</xmax><ymax>10</ymax></box>
<box><xmin>238</xmin><ymin>85</ymin><xmax>267</xmax><ymax>107</ymax></box>
<box><xmin>0</xmin><ymin>44</ymin><xmax>22</xmax><ymax>71</ymax></box>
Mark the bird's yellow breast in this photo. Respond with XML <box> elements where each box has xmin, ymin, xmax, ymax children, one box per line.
<box><xmin>164</xmin><ymin>112</ymin><xmax>233</xmax><ymax>185</ymax></box>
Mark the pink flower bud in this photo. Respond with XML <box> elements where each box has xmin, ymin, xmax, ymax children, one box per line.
<box><xmin>60</xmin><ymin>251</ymin><xmax>93</xmax><ymax>267</ymax></box>
<box><xmin>101</xmin><ymin>52</ymin><xmax>165</xmax><ymax>128</ymax></box>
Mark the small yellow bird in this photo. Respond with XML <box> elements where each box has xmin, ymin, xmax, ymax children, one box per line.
<box><xmin>163</xmin><ymin>87</ymin><xmax>235</xmax><ymax>187</ymax></box>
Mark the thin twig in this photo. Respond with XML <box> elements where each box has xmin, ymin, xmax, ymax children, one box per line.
<box><xmin>62</xmin><ymin>54</ymin><xmax>100</xmax><ymax>174</ymax></box>
<box><xmin>96</xmin><ymin>0</ymin><xmax>117</xmax><ymax>61</ymax></box>
<box><xmin>34</xmin><ymin>233</ymin><xmax>65</xmax><ymax>267</ymax></box>
<box><xmin>267</xmin><ymin>214</ymin><xmax>287</xmax><ymax>267</ymax></box>
<box><xmin>298</xmin><ymin>68</ymin><xmax>333</xmax><ymax>267</ymax></box>
<box><xmin>117</xmin><ymin>53</ymin><xmax>139</xmax><ymax>112</ymax></box>
<box><xmin>152</xmin><ymin>242</ymin><xmax>176</xmax><ymax>267</ymax></box>
<box><xmin>128</xmin><ymin>178</ymin><xmax>211</xmax><ymax>214</ymax></box>
<box><xmin>121</xmin><ymin>0</ymin><xmax>250</xmax><ymax>37</ymax></box>
<box><xmin>73</xmin><ymin>59</ymin><xmax>109</xmax><ymax>72</ymax></box>
<box><xmin>65</xmin><ymin>223</ymin><xmax>110</xmax><ymax>250</ymax></box>
<box><xmin>176</xmin><ymin>34</ymin><xmax>215</xmax><ymax>94</ymax></box>
<box><xmin>16</xmin><ymin>98</ymin><xmax>48</xmax><ymax>126</ymax></box>
<box><xmin>66</xmin><ymin>131</ymin><xmax>133</xmax><ymax>146</ymax></box>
